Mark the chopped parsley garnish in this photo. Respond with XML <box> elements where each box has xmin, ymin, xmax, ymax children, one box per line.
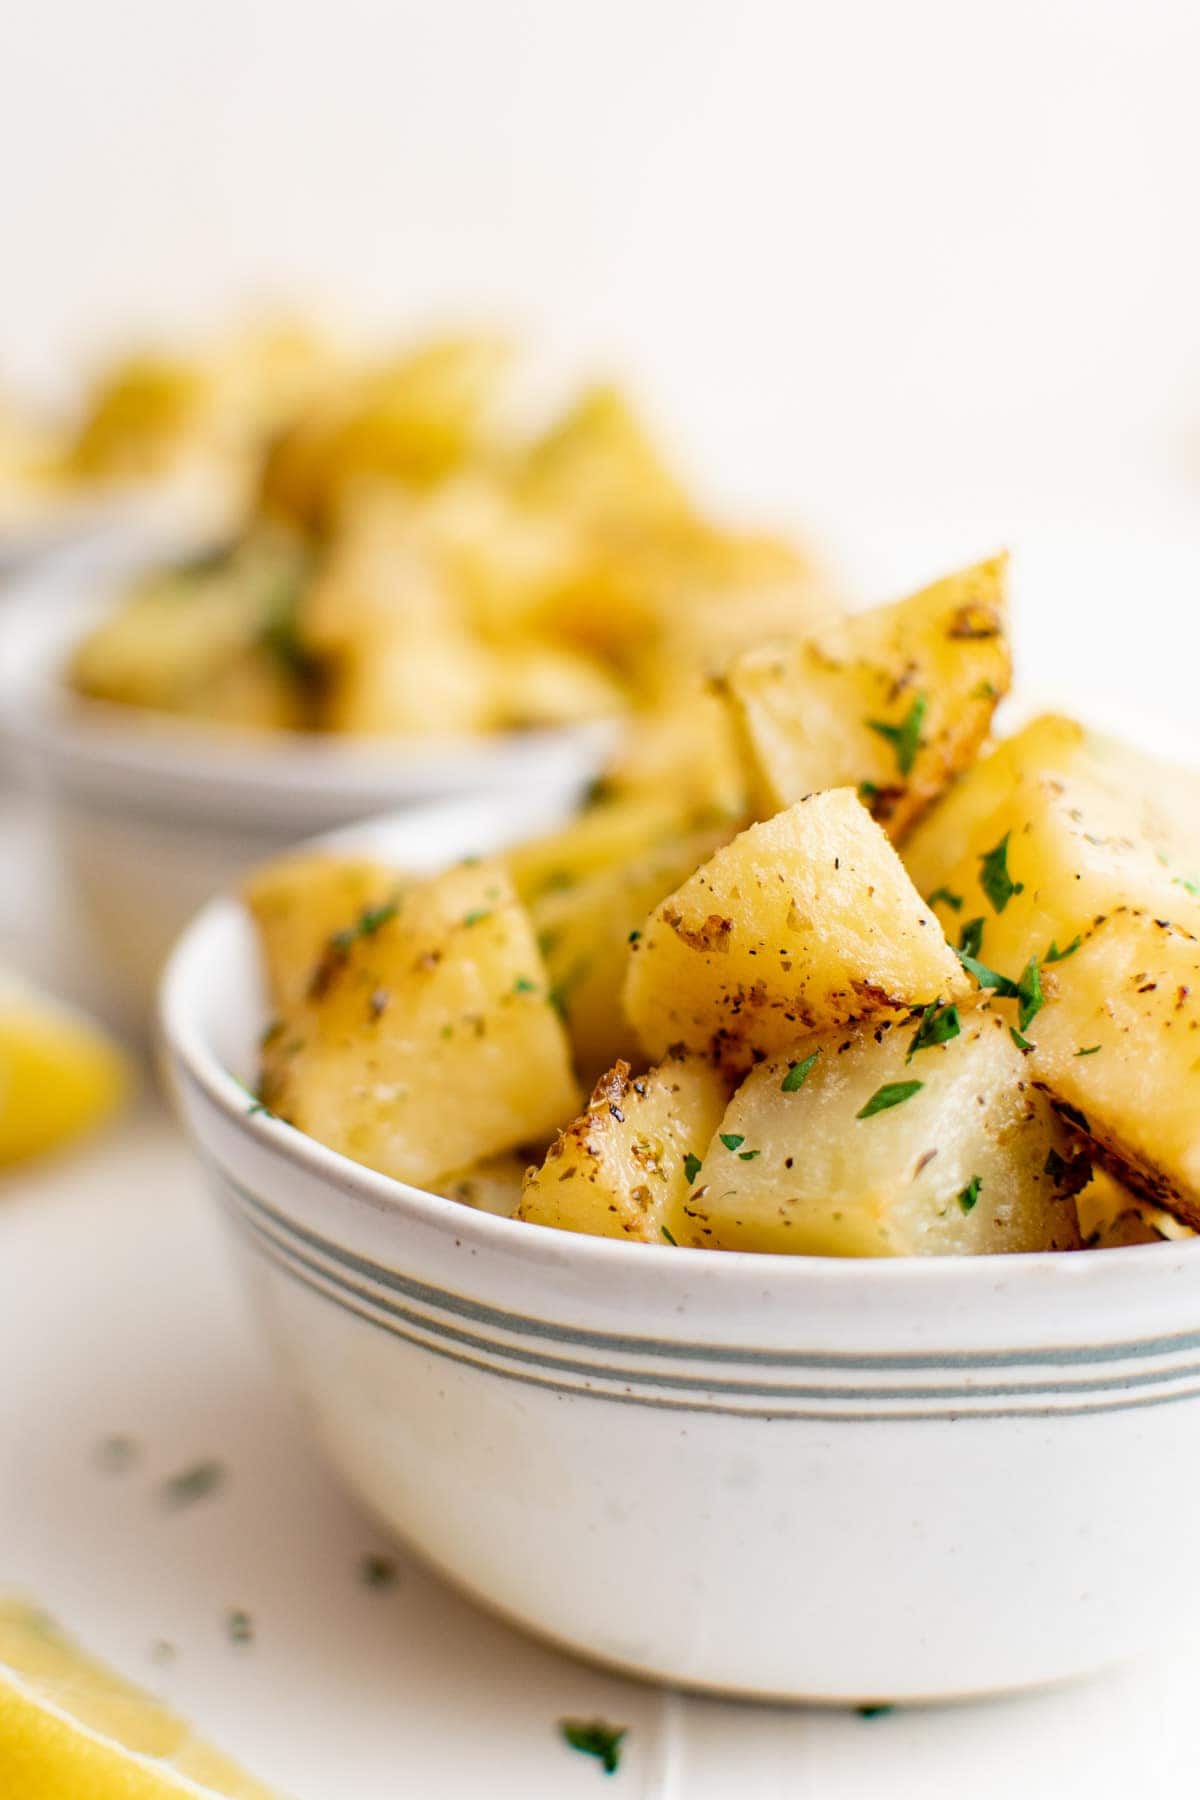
<box><xmin>781</xmin><ymin>1050</ymin><xmax>821</xmax><ymax>1092</ymax></box>
<box><xmin>627</xmin><ymin>929</ymin><xmax>642</xmax><ymax>944</ymax></box>
<box><xmin>978</xmin><ymin>832</ymin><xmax>1024</xmax><ymax>914</ymax></box>
<box><xmin>719</xmin><ymin>1133</ymin><xmax>746</xmax><ymax>1152</ymax></box>
<box><xmin>857</xmin><ymin>1703</ymin><xmax>895</xmax><ymax>1719</ymax></box>
<box><xmin>956</xmin><ymin>944</ymin><xmax>1018</xmax><ymax>997</ymax></box>
<box><xmin>738</xmin><ymin>1148</ymin><xmax>760</xmax><ymax>1162</ymax></box>
<box><xmin>857</xmin><ymin>1080</ymin><xmax>923</xmax><ymax>1119</ymax></box>
<box><xmin>927</xmin><ymin>887</ymin><xmax>963</xmax><ymax>912</ymax></box>
<box><xmin>162</xmin><ymin>1459</ymin><xmax>226</xmax><ymax>1510</ymax></box>
<box><xmin>349</xmin><ymin>902</ymin><xmax>398</xmax><ymax>941</ymax></box>
<box><xmin>957</xmin><ymin>1176</ymin><xmax>982</xmax><ymax>1214</ymax></box>
<box><xmin>246</xmin><ymin>1099</ymin><xmax>275</xmax><ymax>1118</ymax></box>
<box><xmin>513</xmin><ymin>975</ymin><xmax>537</xmax><ymax>994</ymax></box>
<box><xmin>560</xmin><ymin>1719</ymin><xmax>627</xmax><ymax>1774</ymax></box>
<box><xmin>866</xmin><ymin>693</ymin><xmax>927</xmax><ymax>777</ymax></box>
<box><xmin>95</xmin><ymin>1434</ymin><xmax>139</xmax><ymax>1473</ymax></box>
<box><xmin>1016</xmin><ymin>956</ymin><xmax>1044</xmax><ymax>1031</ymax></box>
<box><xmin>1175</xmin><ymin>875</ymin><xmax>1200</xmax><ymax>898</ymax></box>
<box><xmin>360</xmin><ymin>1553</ymin><xmax>397</xmax><ymax>1589</ymax></box>
<box><xmin>1045</xmin><ymin>936</ymin><xmax>1081</xmax><ymax>963</ymax></box>
<box><xmin>226</xmin><ymin>1609</ymin><xmax>254</xmax><ymax>1646</ymax></box>
<box><xmin>906</xmin><ymin>1002</ymin><xmax>960</xmax><ymax>1062</ymax></box>
<box><xmin>959</xmin><ymin>917</ymin><xmax>985</xmax><ymax>959</ymax></box>
<box><xmin>858</xmin><ymin>780</ymin><xmax>880</xmax><ymax>802</ymax></box>
<box><xmin>660</xmin><ymin>1224</ymin><xmax>678</xmax><ymax>1246</ymax></box>
<box><xmin>462</xmin><ymin>908</ymin><xmax>492</xmax><ymax>928</ymax></box>
<box><xmin>683</xmin><ymin>1153</ymin><xmax>703</xmax><ymax>1184</ymax></box>
<box><xmin>1010</xmin><ymin>1026</ymin><xmax>1034</xmax><ymax>1053</ymax></box>
<box><xmin>1075</xmin><ymin>1044</ymin><xmax>1102</xmax><ymax>1057</ymax></box>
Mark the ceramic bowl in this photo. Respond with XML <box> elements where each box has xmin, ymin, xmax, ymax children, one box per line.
<box><xmin>159</xmin><ymin>790</ymin><xmax>1200</xmax><ymax>1704</ymax></box>
<box><xmin>0</xmin><ymin>545</ymin><xmax>613</xmax><ymax>1027</ymax></box>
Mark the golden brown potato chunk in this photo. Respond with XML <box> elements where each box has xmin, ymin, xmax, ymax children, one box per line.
<box><xmin>257</xmin><ymin>859</ymin><xmax>578</xmax><ymax>1188</ymax></box>
<box><xmin>244</xmin><ymin>854</ymin><xmax>402</xmax><ymax>1016</ymax></box>
<box><xmin>722</xmin><ymin>555</ymin><xmax>1010</xmax><ymax>838</ymax></box>
<box><xmin>517</xmin><ymin>1052</ymin><xmax>729</xmax><ymax>1242</ymax></box>
<box><xmin>623</xmin><ymin>789</ymin><xmax>967</xmax><ymax>1065</ymax></box>
<box><xmin>679</xmin><ymin>1006</ymin><xmax>1083</xmax><ymax>1256</ymax></box>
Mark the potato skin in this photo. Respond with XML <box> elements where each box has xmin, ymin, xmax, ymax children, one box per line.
<box><xmin>679</xmin><ymin>1006</ymin><xmax>1083</xmax><ymax>1256</ymax></box>
<box><xmin>517</xmin><ymin>1052</ymin><xmax>729</xmax><ymax>1243</ymax></box>
<box><xmin>623</xmin><ymin>789</ymin><xmax>967</xmax><ymax>1066</ymax></box>
<box><xmin>723</xmin><ymin>555</ymin><xmax>1010</xmax><ymax>840</ymax></box>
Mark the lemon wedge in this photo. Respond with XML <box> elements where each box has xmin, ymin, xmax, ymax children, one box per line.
<box><xmin>0</xmin><ymin>972</ymin><xmax>129</xmax><ymax>1166</ymax></box>
<box><xmin>0</xmin><ymin>1598</ymin><xmax>277</xmax><ymax>1798</ymax></box>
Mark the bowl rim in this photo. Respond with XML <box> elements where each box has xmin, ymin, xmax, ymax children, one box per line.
<box><xmin>0</xmin><ymin>538</ymin><xmax>619</xmax><ymax>820</ymax></box>
<box><xmin>157</xmin><ymin>790</ymin><xmax>1200</xmax><ymax>1302</ymax></box>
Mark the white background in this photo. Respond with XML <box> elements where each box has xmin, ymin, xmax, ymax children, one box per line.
<box><xmin>6</xmin><ymin>0</ymin><xmax>1200</xmax><ymax>535</ymax></box>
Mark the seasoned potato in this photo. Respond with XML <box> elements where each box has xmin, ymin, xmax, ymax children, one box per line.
<box><xmin>722</xmin><ymin>556</ymin><xmax>1010</xmax><ymax>838</ymax></box>
<box><xmin>515</xmin><ymin>384</ymin><xmax>691</xmax><ymax>529</ymax></box>
<box><xmin>678</xmin><ymin>1006</ymin><xmax>1083</xmax><ymax>1255</ymax></box>
<box><xmin>259</xmin><ymin>335</ymin><xmax>513</xmax><ymax>531</ymax></box>
<box><xmin>259</xmin><ymin>859</ymin><xmax>579</xmax><ymax>1187</ymax></box>
<box><xmin>67</xmin><ymin>353</ymin><xmax>209</xmax><ymax>477</ymax></box>
<box><xmin>531</xmin><ymin>819</ymin><xmax>735</xmax><ymax>1083</ymax></box>
<box><xmin>432</xmin><ymin>1149</ymin><xmax>540</xmax><ymax>1217</ymax></box>
<box><xmin>70</xmin><ymin>534</ymin><xmax>311</xmax><ymax>721</ymax></box>
<box><xmin>244</xmin><ymin>854</ymin><xmax>401</xmax><ymax>1015</ymax></box>
<box><xmin>1027</xmin><ymin>911</ymin><xmax>1200</xmax><ymax>1226</ymax></box>
<box><xmin>593</xmin><ymin>682</ymin><xmax>749</xmax><ymax>816</ymax></box>
<box><xmin>926</xmin><ymin>770</ymin><xmax>1200</xmax><ymax>988</ymax></box>
<box><xmin>903</xmin><ymin>713</ymin><xmax>1200</xmax><ymax>899</ymax></box>
<box><xmin>517</xmin><ymin>1052</ymin><xmax>729</xmax><ymax>1242</ymax></box>
<box><xmin>623</xmin><ymin>789</ymin><xmax>967</xmax><ymax>1065</ymax></box>
<box><xmin>507</xmin><ymin>792</ymin><xmax>728</xmax><ymax>904</ymax></box>
<box><xmin>1075</xmin><ymin>1167</ymin><xmax>1195</xmax><ymax>1248</ymax></box>
<box><xmin>486</xmin><ymin>643</ymin><xmax>624</xmax><ymax>730</ymax></box>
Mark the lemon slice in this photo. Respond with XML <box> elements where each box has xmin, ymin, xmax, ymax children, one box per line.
<box><xmin>0</xmin><ymin>972</ymin><xmax>129</xmax><ymax>1166</ymax></box>
<box><xmin>0</xmin><ymin>1598</ymin><xmax>277</xmax><ymax>1798</ymax></box>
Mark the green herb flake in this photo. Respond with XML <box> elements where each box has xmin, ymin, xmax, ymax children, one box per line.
<box><xmin>856</xmin><ymin>1080</ymin><xmax>924</xmax><ymax>1120</ymax></box>
<box><xmin>1016</xmin><ymin>956</ymin><xmax>1044</xmax><ymax>1032</ymax></box>
<box><xmin>359</xmin><ymin>1553</ymin><xmax>397</xmax><ymax>1589</ymax></box>
<box><xmin>858</xmin><ymin>780</ymin><xmax>880</xmax><ymax>802</ymax></box>
<box><xmin>781</xmin><ymin>1050</ymin><xmax>820</xmax><ymax>1092</ymax></box>
<box><xmin>462</xmin><ymin>908</ymin><xmax>492</xmax><ymax>928</ymax></box>
<box><xmin>1045</xmin><ymin>936</ymin><xmax>1081</xmax><ymax>963</ymax></box>
<box><xmin>956</xmin><ymin>945</ymin><xmax>1018</xmax><ymax>997</ymax></box>
<box><xmin>513</xmin><ymin>975</ymin><xmax>537</xmax><ymax>994</ymax></box>
<box><xmin>225</xmin><ymin>1608</ymin><xmax>253</xmax><ymax>1647</ymax></box>
<box><xmin>660</xmin><ymin>1225</ymin><xmax>678</xmax><ymax>1246</ymax></box>
<box><xmin>560</xmin><ymin>1719</ymin><xmax>627</xmax><ymax>1775</ymax></box>
<box><xmin>1175</xmin><ymin>875</ymin><xmax>1200</xmax><ymax>898</ymax></box>
<box><xmin>162</xmin><ymin>1459</ymin><xmax>226</xmax><ymax>1510</ymax></box>
<box><xmin>957</xmin><ymin>1175</ymin><xmax>982</xmax><ymax>1214</ymax></box>
<box><xmin>906</xmin><ymin>1002</ymin><xmax>960</xmax><ymax>1062</ymax></box>
<box><xmin>246</xmin><ymin>1099</ymin><xmax>275</xmax><ymax>1118</ymax></box>
<box><xmin>857</xmin><ymin>1703</ymin><xmax>895</xmax><ymax>1718</ymax></box>
<box><xmin>866</xmin><ymin>693</ymin><xmax>927</xmax><ymax>778</ymax></box>
<box><xmin>627</xmin><ymin>928</ymin><xmax>642</xmax><ymax>944</ymax></box>
<box><xmin>683</xmin><ymin>1153</ymin><xmax>703</xmax><ymax>1185</ymax></box>
<box><xmin>978</xmin><ymin>832</ymin><xmax>1024</xmax><ymax>914</ymax></box>
<box><xmin>719</xmin><ymin>1133</ymin><xmax>746</xmax><ymax>1153</ymax></box>
<box><xmin>95</xmin><ymin>1434</ymin><xmax>139</xmax><ymax>1473</ymax></box>
<box><xmin>959</xmin><ymin>916</ymin><xmax>985</xmax><ymax>959</ymax></box>
<box><xmin>1010</xmin><ymin>1026</ymin><xmax>1034</xmax><ymax>1053</ymax></box>
<box><xmin>927</xmin><ymin>886</ymin><xmax>963</xmax><ymax>912</ymax></box>
<box><xmin>1075</xmin><ymin>1044</ymin><xmax>1102</xmax><ymax>1057</ymax></box>
<box><xmin>738</xmin><ymin>1148</ymin><xmax>760</xmax><ymax>1162</ymax></box>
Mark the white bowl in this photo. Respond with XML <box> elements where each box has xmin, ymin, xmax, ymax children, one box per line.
<box><xmin>0</xmin><ymin>545</ymin><xmax>614</xmax><ymax>1026</ymax></box>
<box><xmin>159</xmin><ymin>790</ymin><xmax>1200</xmax><ymax>1704</ymax></box>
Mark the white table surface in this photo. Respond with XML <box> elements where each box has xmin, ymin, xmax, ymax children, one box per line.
<box><xmin>6</xmin><ymin>511</ymin><xmax>1200</xmax><ymax>1795</ymax></box>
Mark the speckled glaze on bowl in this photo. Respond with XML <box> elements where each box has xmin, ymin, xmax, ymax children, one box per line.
<box><xmin>159</xmin><ymin>790</ymin><xmax>1200</xmax><ymax>1703</ymax></box>
<box><xmin>0</xmin><ymin>543</ymin><xmax>614</xmax><ymax>1025</ymax></box>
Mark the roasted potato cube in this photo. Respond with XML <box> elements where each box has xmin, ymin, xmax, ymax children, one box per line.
<box><xmin>507</xmin><ymin>792</ymin><xmax>729</xmax><ymax>904</ymax></box>
<box><xmin>927</xmin><ymin>770</ymin><xmax>1200</xmax><ymax>988</ymax></box>
<box><xmin>517</xmin><ymin>1052</ymin><xmax>729</xmax><ymax>1241</ymax></box>
<box><xmin>1028</xmin><ymin>911</ymin><xmax>1200</xmax><ymax>1226</ymax></box>
<box><xmin>516</xmin><ymin>384</ymin><xmax>692</xmax><ymax>529</ymax></box>
<box><xmin>258</xmin><ymin>860</ymin><xmax>579</xmax><ymax>1187</ymax></box>
<box><xmin>244</xmin><ymin>854</ymin><xmax>402</xmax><ymax>1015</ymax></box>
<box><xmin>903</xmin><ymin>713</ymin><xmax>1200</xmax><ymax>899</ymax></box>
<box><xmin>1075</xmin><ymin>1168</ymin><xmax>1195</xmax><ymax>1248</ymax></box>
<box><xmin>593</xmin><ymin>682</ymin><xmax>750</xmax><ymax>817</ymax></box>
<box><xmin>432</xmin><ymin>1149</ymin><xmax>540</xmax><ymax>1217</ymax></box>
<box><xmin>486</xmin><ymin>643</ymin><xmax>624</xmax><ymax>730</ymax></box>
<box><xmin>531</xmin><ymin>819</ymin><xmax>735</xmax><ymax>1083</ymax></box>
<box><xmin>68</xmin><ymin>353</ymin><xmax>209</xmax><ymax>477</ymax></box>
<box><xmin>623</xmin><ymin>789</ymin><xmax>967</xmax><ymax>1064</ymax></box>
<box><xmin>679</xmin><ymin>1005</ymin><xmax>1083</xmax><ymax>1255</ymax></box>
<box><xmin>722</xmin><ymin>556</ymin><xmax>1010</xmax><ymax>838</ymax></box>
